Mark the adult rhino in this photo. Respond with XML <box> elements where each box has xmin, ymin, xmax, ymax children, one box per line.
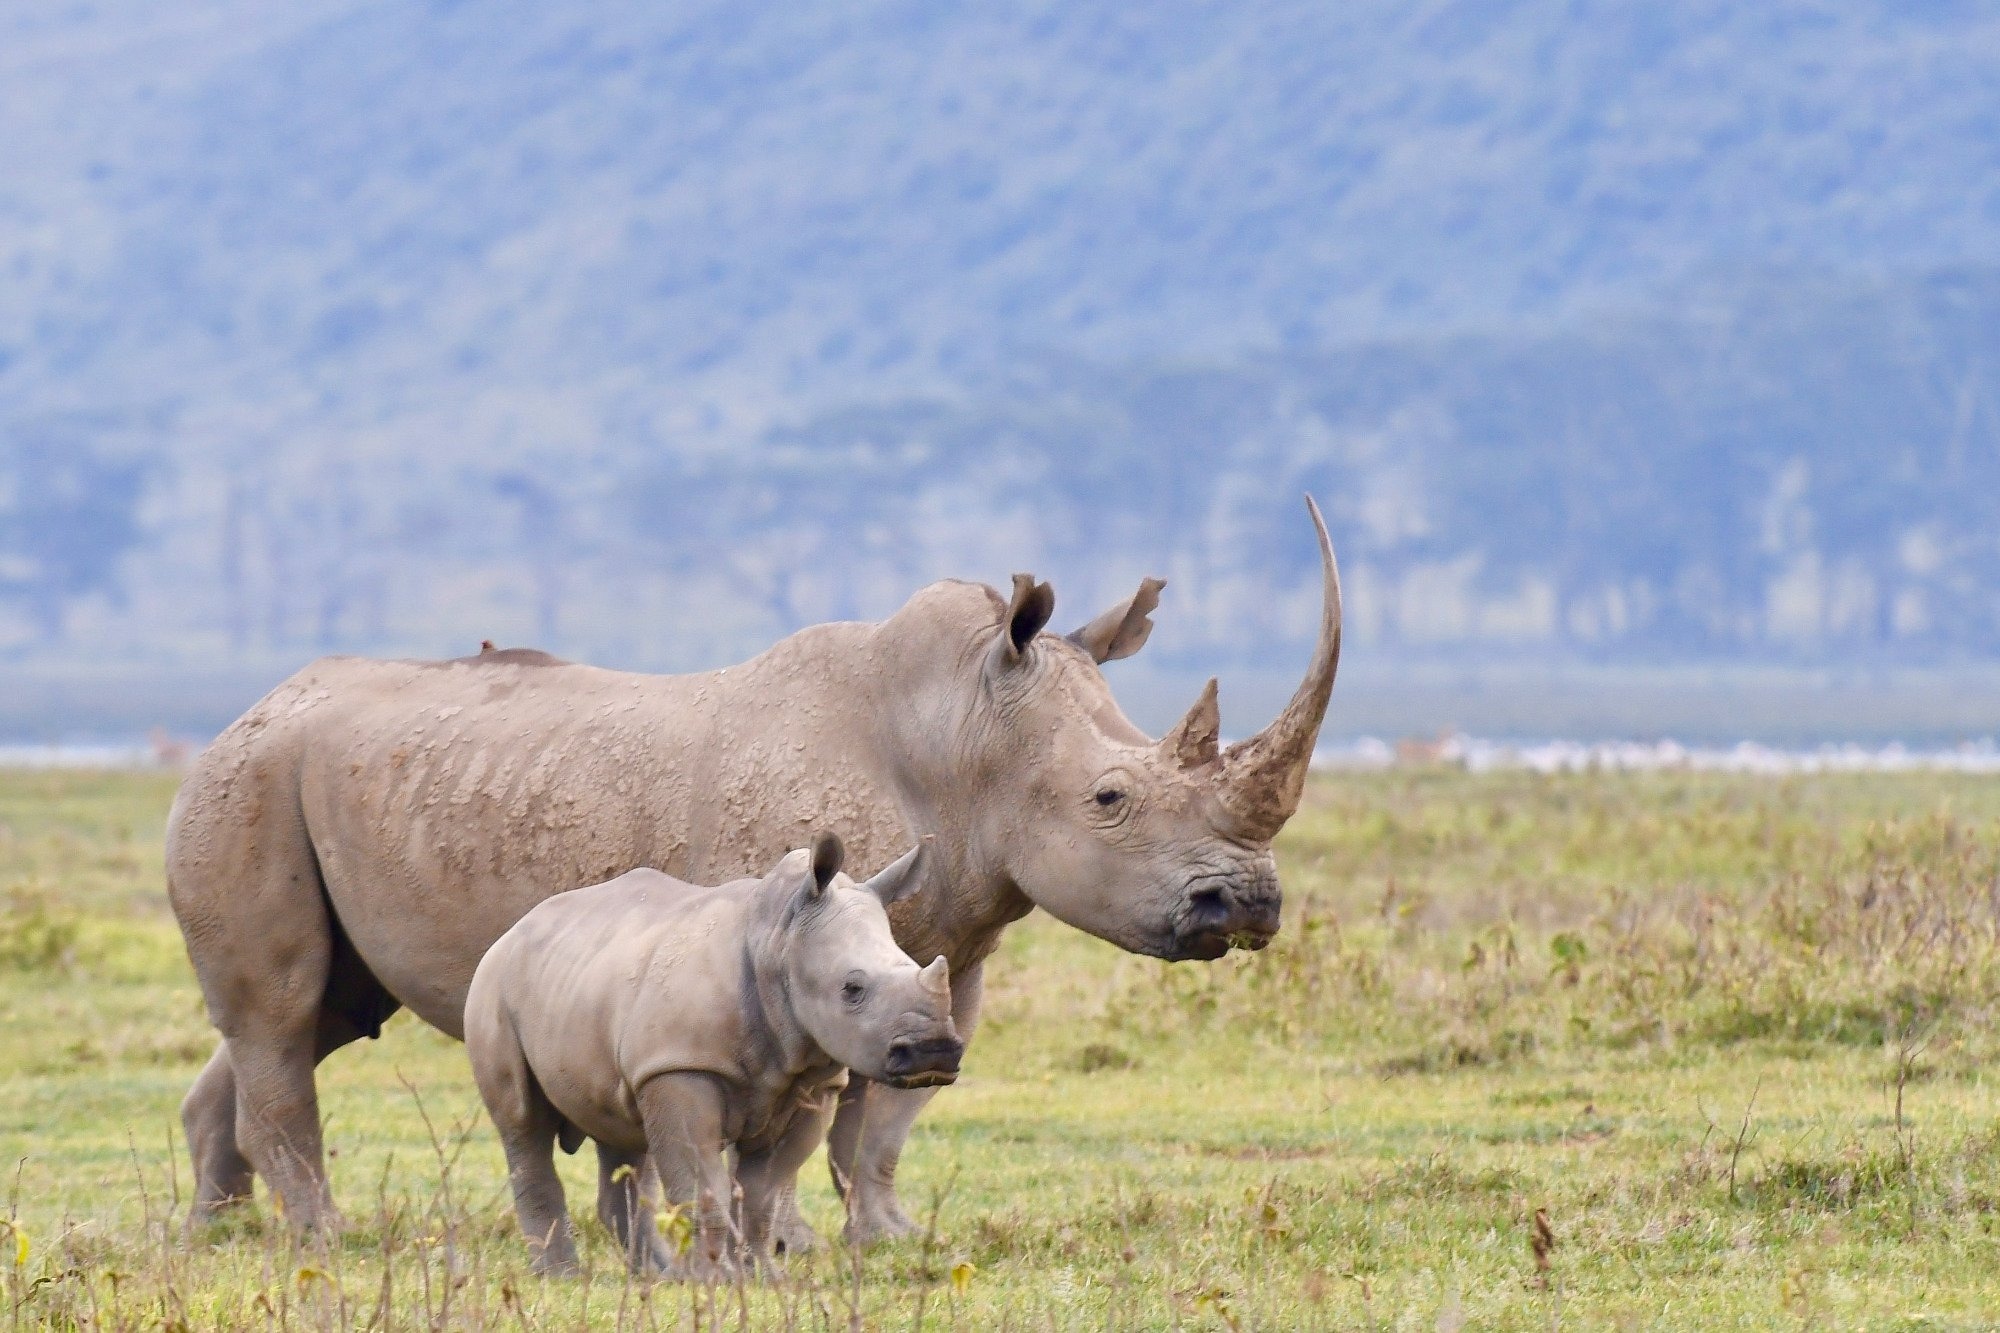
<box><xmin>167</xmin><ymin>498</ymin><xmax>1341</xmax><ymax>1244</ymax></box>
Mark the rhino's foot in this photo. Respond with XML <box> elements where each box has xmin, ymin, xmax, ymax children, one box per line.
<box><xmin>270</xmin><ymin>1201</ymin><xmax>349</xmax><ymax>1244</ymax></box>
<box><xmin>183</xmin><ymin>1192</ymin><xmax>255</xmax><ymax>1234</ymax></box>
<box><xmin>625</xmin><ymin>1237</ymin><xmax>675</xmax><ymax>1277</ymax></box>
<box><xmin>523</xmin><ymin>1220</ymin><xmax>582</xmax><ymax>1278</ymax></box>
<box><xmin>660</xmin><ymin>1251</ymin><xmax>740</xmax><ymax>1285</ymax></box>
<box><xmin>842</xmin><ymin>1197</ymin><xmax>920</xmax><ymax>1247</ymax></box>
<box><xmin>772</xmin><ymin>1214</ymin><xmax>823</xmax><ymax>1256</ymax></box>
<box><xmin>530</xmin><ymin>1252</ymin><xmax>583</xmax><ymax>1279</ymax></box>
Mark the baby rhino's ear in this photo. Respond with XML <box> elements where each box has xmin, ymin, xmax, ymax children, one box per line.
<box><xmin>808</xmin><ymin>831</ymin><xmax>845</xmax><ymax>899</ymax></box>
<box><xmin>861</xmin><ymin>839</ymin><xmax>930</xmax><ymax>906</ymax></box>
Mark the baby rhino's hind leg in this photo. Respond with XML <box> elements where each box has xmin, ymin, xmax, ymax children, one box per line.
<box><xmin>597</xmin><ymin>1144</ymin><xmax>670</xmax><ymax>1272</ymax></box>
<box><xmin>504</xmin><ymin>1121</ymin><xmax>577</xmax><ymax>1275</ymax></box>
<box><xmin>467</xmin><ymin>1011</ymin><xmax>577</xmax><ymax>1275</ymax></box>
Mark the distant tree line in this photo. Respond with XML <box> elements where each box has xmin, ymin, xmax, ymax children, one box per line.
<box><xmin>5</xmin><ymin>272</ymin><xmax>1999</xmax><ymax>666</ymax></box>
<box><xmin>623</xmin><ymin>271</ymin><xmax>2000</xmax><ymax>663</ymax></box>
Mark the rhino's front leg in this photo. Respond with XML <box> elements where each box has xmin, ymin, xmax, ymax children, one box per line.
<box><xmin>828</xmin><ymin>960</ymin><xmax>984</xmax><ymax>1245</ymax></box>
<box><xmin>736</xmin><ymin>1085</ymin><xmax>840</xmax><ymax>1264</ymax></box>
<box><xmin>636</xmin><ymin>1073</ymin><xmax>737</xmax><ymax>1279</ymax></box>
<box><xmin>828</xmin><ymin>1079</ymin><xmax>934</xmax><ymax>1242</ymax></box>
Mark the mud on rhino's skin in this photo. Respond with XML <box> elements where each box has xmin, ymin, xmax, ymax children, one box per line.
<box><xmin>165</xmin><ymin>496</ymin><xmax>1341</xmax><ymax>1242</ymax></box>
<box><xmin>465</xmin><ymin>834</ymin><xmax>959</xmax><ymax>1276</ymax></box>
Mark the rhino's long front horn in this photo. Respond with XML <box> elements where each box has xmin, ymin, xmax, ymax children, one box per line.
<box><xmin>1217</xmin><ymin>496</ymin><xmax>1342</xmax><ymax>842</ymax></box>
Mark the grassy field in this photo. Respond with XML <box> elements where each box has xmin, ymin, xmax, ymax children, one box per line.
<box><xmin>6</xmin><ymin>769</ymin><xmax>2000</xmax><ymax>1328</ymax></box>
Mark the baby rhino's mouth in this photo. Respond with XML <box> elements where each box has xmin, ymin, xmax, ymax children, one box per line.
<box><xmin>881</xmin><ymin>1036</ymin><xmax>964</xmax><ymax>1089</ymax></box>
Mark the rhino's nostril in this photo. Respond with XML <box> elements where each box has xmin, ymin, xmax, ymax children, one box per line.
<box><xmin>1186</xmin><ymin>885</ymin><xmax>1231</xmax><ymax>925</ymax></box>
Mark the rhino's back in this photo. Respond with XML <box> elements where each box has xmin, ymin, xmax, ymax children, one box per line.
<box><xmin>174</xmin><ymin>651</ymin><xmax>688</xmax><ymax>886</ymax></box>
<box><xmin>170</xmin><ymin>632</ymin><xmax>908</xmax><ymax>1037</ymax></box>
<box><xmin>183</xmin><ymin>651</ymin><xmax>660</xmax><ymax>791</ymax></box>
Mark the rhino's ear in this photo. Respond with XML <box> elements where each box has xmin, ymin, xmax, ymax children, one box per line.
<box><xmin>808</xmin><ymin>831</ymin><xmax>844</xmax><ymax>899</ymax></box>
<box><xmin>1067</xmin><ymin>577</ymin><xmax>1164</xmax><ymax>664</ymax></box>
<box><xmin>861</xmin><ymin>839</ymin><xmax>929</xmax><ymax>907</ymax></box>
<box><xmin>989</xmin><ymin>573</ymin><xmax>1055</xmax><ymax>671</ymax></box>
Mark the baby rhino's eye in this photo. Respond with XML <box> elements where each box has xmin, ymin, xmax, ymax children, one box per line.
<box><xmin>842</xmin><ymin>979</ymin><xmax>866</xmax><ymax>1005</ymax></box>
<box><xmin>1095</xmin><ymin>788</ymin><xmax>1124</xmax><ymax>807</ymax></box>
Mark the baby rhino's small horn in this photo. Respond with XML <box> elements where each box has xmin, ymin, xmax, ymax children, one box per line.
<box><xmin>919</xmin><ymin>955</ymin><xmax>951</xmax><ymax>997</ymax></box>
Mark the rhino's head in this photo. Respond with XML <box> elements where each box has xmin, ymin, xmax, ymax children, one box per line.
<box><xmin>776</xmin><ymin>833</ymin><xmax>963</xmax><ymax>1089</ymax></box>
<box><xmin>940</xmin><ymin>498</ymin><xmax>1342</xmax><ymax>963</ymax></box>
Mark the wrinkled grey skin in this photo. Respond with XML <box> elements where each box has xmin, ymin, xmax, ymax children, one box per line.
<box><xmin>166</xmin><ymin>497</ymin><xmax>1339</xmax><ymax>1243</ymax></box>
<box><xmin>465</xmin><ymin>834</ymin><xmax>961</xmax><ymax>1276</ymax></box>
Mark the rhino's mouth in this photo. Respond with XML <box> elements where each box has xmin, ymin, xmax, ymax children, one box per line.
<box><xmin>883</xmin><ymin>1069</ymin><xmax>960</xmax><ymax>1090</ymax></box>
<box><xmin>1160</xmin><ymin>908</ymin><xmax>1280</xmax><ymax>960</ymax></box>
<box><xmin>1158</xmin><ymin>865</ymin><xmax>1281</xmax><ymax>961</ymax></box>
<box><xmin>1157</xmin><ymin>920</ymin><xmax>1278</xmax><ymax>962</ymax></box>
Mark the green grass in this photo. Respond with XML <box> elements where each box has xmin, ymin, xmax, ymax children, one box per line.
<box><xmin>7</xmin><ymin>768</ymin><xmax>2000</xmax><ymax>1327</ymax></box>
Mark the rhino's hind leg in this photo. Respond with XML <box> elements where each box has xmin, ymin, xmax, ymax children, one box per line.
<box><xmin>180</xmin><ymin>957</ymin><xmax>399</xmax><ymax>1234</ymax></box>
<box><xmin>182</xmin><ymin>1042</ymin><xmax>253</xmax><ymax>1226</ymax></box>
<box><xmin>499</xmin><ymin>1119</ymin><xmax>579</xmax><ymax>1276</ymax></box>
<box><xmin>170</xmin><ymin>735</ymin><xmax>416</xmax><ymax>1238</ymax></box>
<box><xmin>201</xmin><ymin>909</ymin><xmax>342</xmax><ymax>1233</ymax></box>
<box><xmin>470</xmin><ymin>1044</ymin><xmax>579</xmax><ymax>1274</ymax></box>
<box><xmin>227</xmin><ymin>1017</ymin><xmax>337</xmax><ymax>1234</ymax></box>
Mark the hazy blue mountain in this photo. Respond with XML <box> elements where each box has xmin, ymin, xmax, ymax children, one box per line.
<box><xmin>2</xmin><ymin>1</ymin><xmax>1998</xmax><ymax>674</ymax></box>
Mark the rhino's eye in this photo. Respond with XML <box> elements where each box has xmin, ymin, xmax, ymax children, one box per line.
<box><xmin>842</xmin><ymin>980</ymin><xmax>866</xmax><ymax>1005</ymax></box>
<box><xmin>1095</xmin><ymin>788</ymin><xmax>1124</xmax><ymax>807</ymax></box>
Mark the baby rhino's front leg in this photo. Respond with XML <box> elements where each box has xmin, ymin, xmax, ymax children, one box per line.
<box><xmin>636</xmin><ymin>1074</ymin><xmax>738</xmax><ymax>1279</ymax></box>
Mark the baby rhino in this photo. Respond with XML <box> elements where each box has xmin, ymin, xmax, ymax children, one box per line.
<box><xmin>466</xmin><ymin>833</ymin><xmax>962</xmax><ymax>1276</ymax></box>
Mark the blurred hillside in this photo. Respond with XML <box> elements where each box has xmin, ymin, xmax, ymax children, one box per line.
<box><xmin>3</xmin><ymin>0</ymin><xmax>2000</xmax><ymax>681</ymax></box>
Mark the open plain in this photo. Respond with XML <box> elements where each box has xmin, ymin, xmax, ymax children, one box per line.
<box><xmin>5</xmin><ymin>767</ymin><xmax>2000</xmax><ymax>1329</ymax></box>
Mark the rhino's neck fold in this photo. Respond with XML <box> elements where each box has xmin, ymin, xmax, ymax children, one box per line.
<box><xmin>861</xmin><ymin>625</ymin><xmax>1038</xmax><ymax>969</ymax></box>
<box><xmin>624</xmin><ymin>597</ymin><xmax>1042</xmax><ymax>971</ymax></box>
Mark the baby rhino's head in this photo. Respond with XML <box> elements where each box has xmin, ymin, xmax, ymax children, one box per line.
<box><xmin>772</xmin><ymin>832</ymin><xmax>963</xmax><ymax>1090</ymax></box>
